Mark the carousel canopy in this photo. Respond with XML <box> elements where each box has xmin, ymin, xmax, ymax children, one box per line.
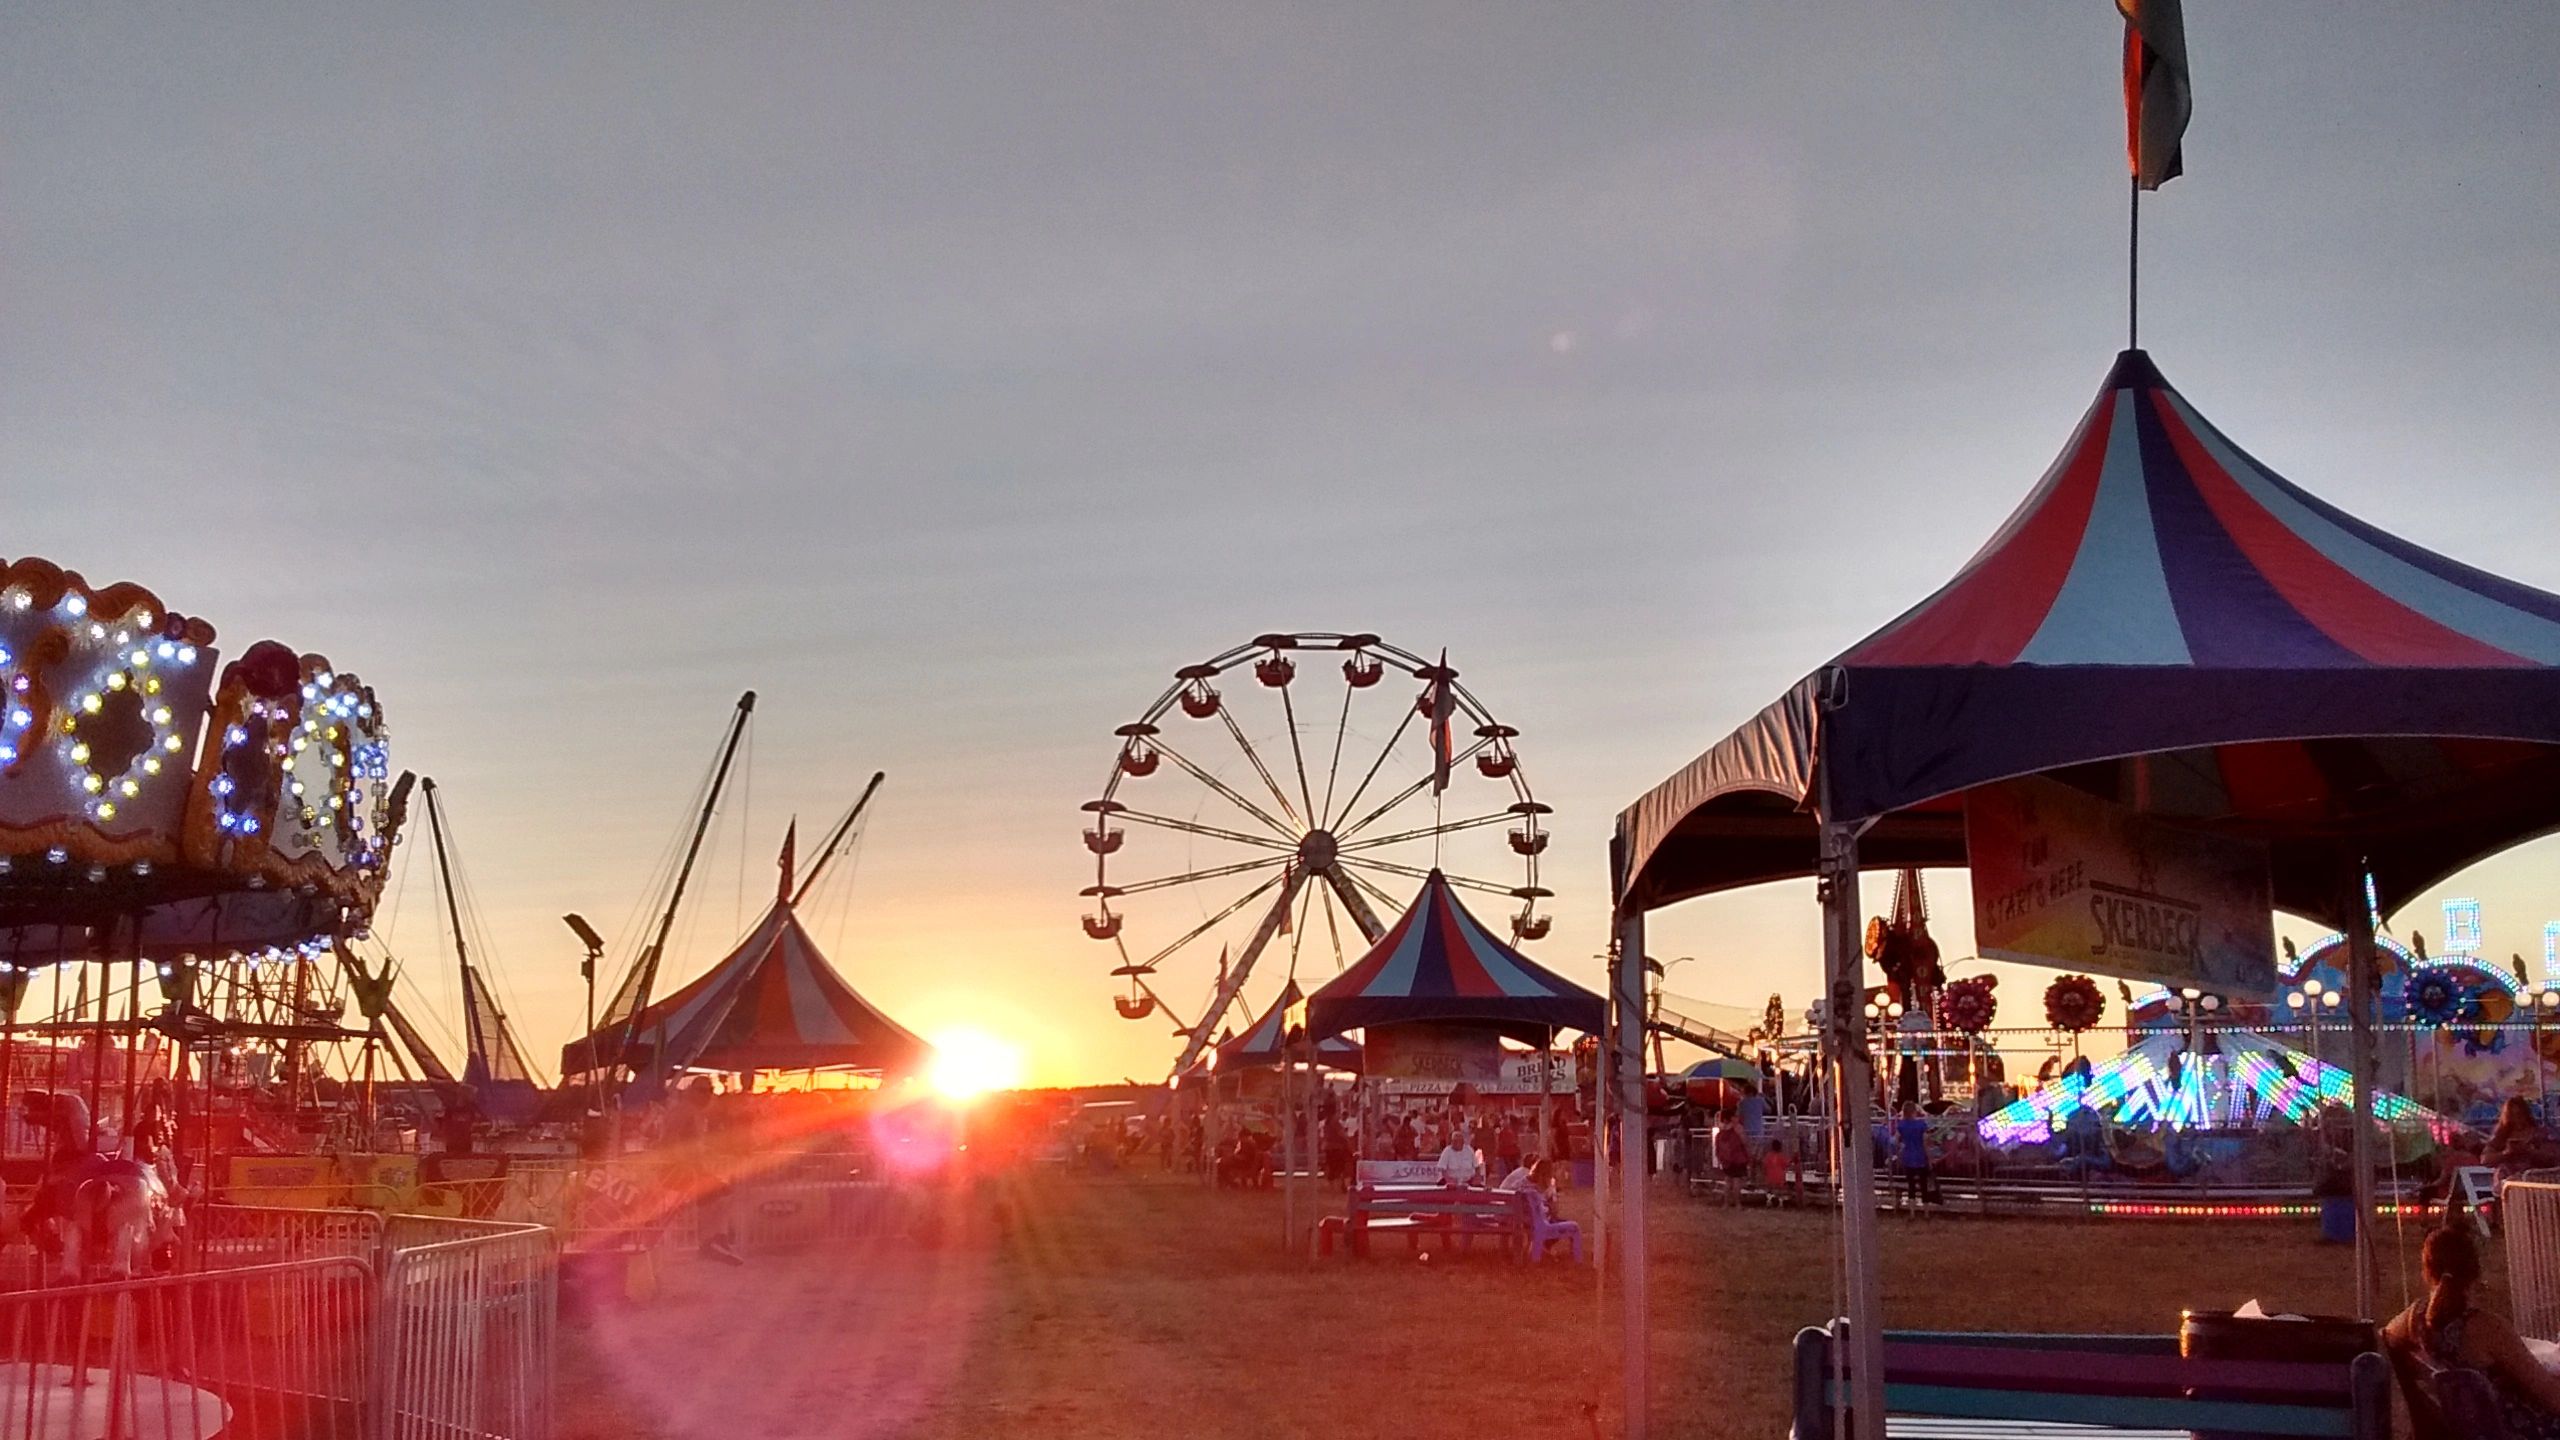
<box><xmin>1216</xmin><ymin>980</ymin><xmax>1362</xmax><ymax>1071</ymax></box>
<box><xmin>1305</xmin><ymin>870</ymin><xmax>1602</xmax><ymax>1044</ymax></box>
<box><xmin>560</xmin><ymin>898</ymin><xmax>926</xmax><ymax>1079</ymax></box>
<box><xmin>1619</xmin><ymin>350</ymin><xmax>2560</xmax><ymax>927</ymax></box>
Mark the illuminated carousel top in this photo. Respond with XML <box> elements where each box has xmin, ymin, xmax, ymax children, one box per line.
<box><xmin>0</xmin><ymin>556</ymin><xmax>407</xmax><ymax>963</ymax></box>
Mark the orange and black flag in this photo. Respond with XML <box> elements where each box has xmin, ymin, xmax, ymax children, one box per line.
<box><xmin>1426</xmin><ymin>651</ymin><xmax>1456</xmax><ymax>795</ymax></box>
<box><xmin>2120</xmin><ymin>0</ymin><xmax>2191</xmax><ymax>190</ymax></box>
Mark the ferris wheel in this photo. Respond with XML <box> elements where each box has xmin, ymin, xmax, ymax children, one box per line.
<box><xmin>1081</xmin><ymin>632</ymin><xmax>1550</xmax><ymax>1076</ymax></box>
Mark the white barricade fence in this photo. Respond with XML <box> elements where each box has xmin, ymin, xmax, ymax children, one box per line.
<box><xmin>2505</xmin><ymin>1175</ymin><xmax>2560</xmax><ymax>1342</ymax></box>
<box><xmin>191</xmin><ymin>1205</ymin><xmax>388</xmax><ymax>1272</ymax></box>
<box><xmin>370</xmin><ymin>1217</ymin><xmax>557</xmax><ymax>1440</ymax></box>
<box><xmin>735</xmin><ymin>1180</ymin><xmax>900</xmax><ymax>1252</ymax></box>
<box><xmin>0</xmin><ymin>1256</ymin><xmax>375</xmax><ymax>1439</ymax></box>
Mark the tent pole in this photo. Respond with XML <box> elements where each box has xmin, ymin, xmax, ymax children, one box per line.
<box><xmin>2344</xmin><ymin>868</ymin><xmax>2381</xmax><ymax>1319</ymax></box>
<box><xmin>1820</xmin><ymin>808</ymin><xmax>1886</xmax><ymax>1440</ymax></box>
<box><xmin>1613</xmin><ymin>907</ymin><xmax>1649</xmax><ymax>1440</ymax></box>
<box><xmin>1280</xmin><ymin>1047</ymin><xmax>1297</xmax><ymax>1253</ymax></box>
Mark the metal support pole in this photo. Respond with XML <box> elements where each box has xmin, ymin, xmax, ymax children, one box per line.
<box><xmin>1613</xmin><ymin>906</ymin><xmax>1649</xmax><ymax>1440</ymax></box>
<box><xmin>1821</xmin><ymin>814</ymin><xmax>1887</xmax><ymax>1440</ymax></box>
<box><xmin>2344</xmin><ymin>875</ymin><xmax>2382</xmax><ymax>1320</ymax></box>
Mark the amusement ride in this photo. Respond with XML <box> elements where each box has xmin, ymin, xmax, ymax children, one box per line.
<box><xmin>1082</xmin><ymin>632</ymin><xmax>1551</xmax><ymax>1076</ymax></box>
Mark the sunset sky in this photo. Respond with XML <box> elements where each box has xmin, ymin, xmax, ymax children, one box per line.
<box><xmin>6</xmin><ymin>5</ymin><xmax>2558</xmax><ymax>1085</ymax></box>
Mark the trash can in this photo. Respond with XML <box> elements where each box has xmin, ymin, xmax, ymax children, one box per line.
<box><xmin>2317</xmin><ymin>1194</ymin><xmax>2357</xmax><ymax>1244</ymax></box>
<box><xmin>2179</xmin><ymin>1309</ymin><xmax>2377</xmax><ymax>1440</ymax></box>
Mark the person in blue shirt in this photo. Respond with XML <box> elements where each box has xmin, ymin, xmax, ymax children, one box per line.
<box><xmin>1894</xmin><ymin>1102</ymin><xmax>1932</xmax><ymax>1209</ymax></box>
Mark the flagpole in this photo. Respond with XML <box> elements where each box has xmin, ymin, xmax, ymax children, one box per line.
<box><xmin>2128</xmin><ymin>177</ymin><xmax>2140</xmax><ymax>350</ymax></box>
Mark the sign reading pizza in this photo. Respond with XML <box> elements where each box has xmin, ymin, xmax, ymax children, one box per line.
<box><xmin>1968</xmin><ymin>775</ymin><xmax>2276</xmax><ymax>998</ymax></box>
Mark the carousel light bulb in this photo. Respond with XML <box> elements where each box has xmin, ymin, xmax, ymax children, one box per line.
<box><xmin>45</xmin><ymin>847</ymin><xmax>65</xmax><ymax>863</ymax></box>
<box><xmin>150</xmin><ymin>708</ymin><xmax>169</xmax><ymax>725</ymax></box>
<box><xmin>105</xmin><ymin>673</ymin><xmax>127</xmax><ymax>691</ymax></box>
<box><xmin>142</xmin><ymin>758</ymin><xmax>161</xmax><ymax>775</ymax></box>
<box><xmin>68</xmin><ymin>742</ymin><xmax>90</xmax><ymax>763</ymax></box>
<box><xmin>9</xmin><ymin>710</ymin><xmax>25</xmax><ymax>728</ymax></box>
<box><xmin>154</xmin><ymin>642</ymin><xmax>176</xmax><ymax>660</ymax></box>
<box><xmin>119</xmin><ymin>779</ymin><xmax>139</xmax><ymax>797</ymax></box>
<box><xmin>143</xmin><ymin>677</ymin><xmax>160</xmax><ymax>695</ymax></box>
<box><xmin>62</xmin><ymin>595</ymin><xmax>86</xmax><ymax>617</ymax></box>
<box><xmin>133</xmin><ymin>611</ymin><xmax>152</xmax><ymax>629</ymax></box>
<box><xmin>93</xmin><ymin>802</ymin><xmax>114</xmax><ymax>821</ymax></box>
<box><xmin>9</xmin><ymin>592</ymin><xmax>27</xmax><ymax>609</ymax></box>
<box><xmin>0</xmin><ymin>746</ymin><xmax>13</xmax><ymax>764</ymax></box>
<box><xmin>129</xmin><ymin>650</ymin><xmax>149</xmax><ymax>667</ymax></box>
<box><xmin>161</xmin><ymin>735</ymin><xmax>181</xmax><ymax>752</ymax></box>
<box><xmin>79</xmin><ymin>694</ymin><xmax>100</xmax><ymax>714</ymax></box>
<box><xmin>86</xmin><ymin>624</ymin><xmax>103</xmax><ymax>640</ymax></box>
<box><xmin>175</xmin><ymin>646</ymin><xmax>195</xmax><ymax>665</ymax></box>
<box><xmin>113</xmin><ymin>629</ymin><xmax>130</xmax><ymax>645</ymax></box>
<box><xmin>0</xmin><ymin>646</ymin><xmax>9</xmax><ymax>666</ymax></box>
<box><xmin>82</xmin><ymin>775</ymin><xmax>103</xmax><ymax>794</ymax></box>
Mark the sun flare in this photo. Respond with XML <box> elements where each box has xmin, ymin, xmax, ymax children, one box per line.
<box><xmin>927</xmin><ymin>1026</ymin><xmax>1026</xmax><ymax>1101</ymax></box>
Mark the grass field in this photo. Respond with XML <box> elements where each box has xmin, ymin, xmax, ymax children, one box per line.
<box><xmin>559</xmin><ymin>1172</ymin><xmax>2456</xmax><ymax>1439</ymax></box>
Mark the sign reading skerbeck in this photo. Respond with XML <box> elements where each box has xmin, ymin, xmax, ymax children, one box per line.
<box><xmin>1968</xmin><ymin>775</ymin><xmax>2277</xmax><ymax>998</ymax></box>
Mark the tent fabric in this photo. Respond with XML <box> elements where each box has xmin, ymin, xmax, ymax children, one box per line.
<box><xmin>559</xmin><ymin>900</ymin><xmax>927</xmax><ymax>1078</ymax></box>
<box><xmin>1617</xmin><ymin>350</ymin><xmax>2560</xmax><ymax>925</ymax></box>
<box><xmin>1215</xmin><ymin>981</ymin><xmax>1362</xmax><ymax>1071</ymax></box>
<box><xmin>1305</xmin><ymin>871</ymin><xmax>1604</xmax><ymax>1044</ymax></box>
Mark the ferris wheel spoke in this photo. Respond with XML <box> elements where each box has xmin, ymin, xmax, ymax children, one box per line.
<box><xmin>1151</xmin><ymin>737</ymin><xmax>1300</xmax><ymax>839</ymax></box>
<box><xmin>1112</xmin><ymin>809</ymin><xmax>1297</xmax><ymax>852</ymax></box>
<box><xmin>1335</xmin><ymin>736</ymin><xmax>1492</xmax><ymax>840</ymax></box>
<box><xmin>1336</xmin><ymin>810</ymin><xmax>1516</xmax><ymax>854</ymax></box>
<box><xmin>1320</xmin><ymin>883</ymin><xmax>1348</xmax><ymax>972</ymax></box>
<box><xmin>1283</xmin><ymin>878</ymin><xmax>1314</xmax><ymax>982</ymax></box>
<box><xmin>1318</xmin><ymin>679</ymin><xmax>1354</xmax><ymax>823</ymax></box>
<box><xmin>1277</xmin><ymin>682</ymin><xmax>1318</xmax><ymax>832</ymax></box>
<box><xmin>1342</xmin><ymin>854</ymin><xmax>1517</xmax><ymax>898</ymax></box>
<box><xmin>1325</xmin><ymin>701</ymin><xmax>1420</xmax><ymax>833</ymax></box>
<box><xmin>1111</xmin><ymin>855</ymin><xmax>1292</xmax><ymax>897</ymax></box>
<box><xmin>1134</xmin><ymin>870</ymin><xmax>1290</xmax><ymax>971</ymax></box>
<box><xmin>1331</xmin><ymin>863</ymin><xmax>1404</xmax><ymax>917</ymax></box>
<box><xmin>1215</xmin><ymin>708</ymin><xmax>1306</xmax><ymax>832</ymax></box>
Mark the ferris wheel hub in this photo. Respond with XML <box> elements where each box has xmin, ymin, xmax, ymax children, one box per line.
<box><xmin>1295</xmin><ymin>829</ymin><xmax>1339</xmax><ymax>871</ymax></box>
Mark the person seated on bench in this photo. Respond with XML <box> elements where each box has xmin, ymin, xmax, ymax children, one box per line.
<box><xmin>2394</xmin><ymin>1223</ymin><xmax>2560</xmax><ymax>1437</ymax></box>
<box><xmin>1520</xmin><ymin>1162</ymin><xmax>1581</xmax><ymax>1264</ymax></box>
<box><xmin>1437</xmin><ymin>1133</ymin><xmax>1483</xmax><ymax>1187</ymax></box>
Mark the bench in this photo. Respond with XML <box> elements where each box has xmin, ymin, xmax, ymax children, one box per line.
<box><xmin>1325</xmin><ymin>1185</ymin><xmax>1527</xmax><ymax>1260</ymax></box>
<box><xmin>1790</xmin><ymin>1323</ymin><xmax>2391</xmax><ymax>1439</ymax></box>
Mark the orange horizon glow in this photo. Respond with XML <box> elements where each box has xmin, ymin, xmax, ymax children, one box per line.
<box><xmin>927</xmin><ymin>1026</ymin><xmax>1028</xmax><ymax>1101</ymax></box>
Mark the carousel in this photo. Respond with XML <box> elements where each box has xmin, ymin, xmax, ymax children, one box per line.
<box><xmin>0</xmin><ymin>555</ymin><xmax>404</xmax><ymax>1281</ymax></box>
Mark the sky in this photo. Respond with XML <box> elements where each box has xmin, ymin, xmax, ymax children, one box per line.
<box><xmin>4</xmin><ymin>4</ymin><xmax>2558</xmax><ymax>1086</ymax></box>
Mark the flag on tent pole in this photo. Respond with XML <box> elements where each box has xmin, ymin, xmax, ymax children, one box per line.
<box><xmin>2120</xmin><ymin>0</ymin><xmax>2190</xmax><ymax>190</ymax></box>
<box><xmin>1427</xmin><ymin>651</ymin><xmax>1456</xmax><ymax>795</ymax></box>
<box><xmin>777</xmin><ymin>820</ymin><xmax>797</xmax><ymax>903</ymax></box>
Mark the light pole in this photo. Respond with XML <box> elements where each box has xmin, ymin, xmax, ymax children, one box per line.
<box><xmin>2536</xmin><ymin>985</ymin><xmax>2560</xmax><ymax>1118</ymax></box>
<box><xmin>1865</xmin><ymin>994</ymin><xmax>1905</xmax><ymax>1111</ymax></box>
<box><xmin>2284</xmin><ymin>977</ymin><xmax>2341</xmax><ymax>1070</ymax></box>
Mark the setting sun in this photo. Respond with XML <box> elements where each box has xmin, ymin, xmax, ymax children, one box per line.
<box><xmin>927</xmin><ymin>1026</ymin><xmax>1027</xmax><ymax>1101</ymax></box>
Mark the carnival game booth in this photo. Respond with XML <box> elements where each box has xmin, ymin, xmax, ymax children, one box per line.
<box><xmin>1302</xmin><ymin>871</ymin><xmax>1603</xmax><ymax>1258</ymax></box>
<box><xmin>1611</xmin><ymin>350</ymin><xmax>2560</xmax><ymax>1437</ymax></box>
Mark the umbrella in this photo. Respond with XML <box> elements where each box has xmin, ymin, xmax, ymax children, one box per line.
<box><xmin>1679</xmin><ymin>1057</ymin><xmax>1763</xmax><ymax>1088</ymax></box>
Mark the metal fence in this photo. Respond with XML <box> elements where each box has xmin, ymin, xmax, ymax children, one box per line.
<box><xmin>734</xmin><ymin>1180</ymin><xmax>901</xmax><ymax>1252</ymax></box>
<box><xmin>0</xmin><ymin>1208</ymin><xmax>556</xmax><ymax>1440</ymax></box>
<box><xmin>371</xmin><ymin>1217</ymin><xmax>556</xmax><ymax>1440</ymax></box>
<box><xmin>0</xmin><ymin>1255</ymin><xmax>375</xmax><ymax>1439</ymax></box>
<box><xmin>2505</xmin><ymin>1175</ymin><xmax>2560</xmax><ymax>1342</ymax></box>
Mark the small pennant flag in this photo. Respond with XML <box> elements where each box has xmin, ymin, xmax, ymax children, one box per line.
<box><xmin>1427</xmin><ymin>651</ymin><xmax>1456</xmax><ymax>795</ymax></box>
<box><xmin>776</xmin><ymin>820</ymin><xmax>797</xmax><ymax>903</ymax></box>
<box><xmin>2120</xmin><ymin>0</ymin><xmax>2191</xmax><ymax>190</ymax></box>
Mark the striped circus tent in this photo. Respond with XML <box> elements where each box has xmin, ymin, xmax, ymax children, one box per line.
<box><xmin>1216</xmin><ymin>981</ymin><xmax>1362</xmax><ymax>1071</ymax></box>
<box><xmin>561</xmin><ymin>900</ymin><xmax>927</xmax><ymax>1078</ymax></box>
<box><xmin>1305</xmin><ymin>871</ymin><xmax>1603</xmax><ymax>1044</ymax></box>
<box><xmin>1620</xmin><ymin>349</ymin><xmax>2560</xmax><ymax>924</ymax></box>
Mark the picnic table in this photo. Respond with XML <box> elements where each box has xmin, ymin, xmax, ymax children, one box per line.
<box><xmin>1320</xmin><ymin>1183</ymin><xmax>1528</xmax><ymax>1260</ymax></box>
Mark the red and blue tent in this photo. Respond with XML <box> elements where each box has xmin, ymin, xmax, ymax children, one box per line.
<box><xmin>1619</xmin><ymin>349</ymin><xmax>2560</xmax><ymax>925</ymax></box>
<box><xmin>1305</xmin><ymin>871</ymin><xmax>1603</xmax><ymax>1043</ymax></box>
<box><xmin>1216</xmin><ymin>980</ymin><xmax>1363</xmax><ymax>1071</ymax></box>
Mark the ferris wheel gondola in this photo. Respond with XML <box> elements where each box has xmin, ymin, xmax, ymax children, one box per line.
<box><xmin>1080</xmin><ymin>632</ymin><xmax>1547</xmax><ymax>1076</ymax></box>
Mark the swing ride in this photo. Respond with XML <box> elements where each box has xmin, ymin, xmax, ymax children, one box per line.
<box><xmin>1082</xmin><ymin>633</ymin><xmax>1550</xmax><ymax>1077</ymax></box>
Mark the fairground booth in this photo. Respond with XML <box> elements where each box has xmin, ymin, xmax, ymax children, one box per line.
<box><xmin>1609</xmin><ymin>350</ymin><xmax>2560</xmax><ymax>1435</ymax></box>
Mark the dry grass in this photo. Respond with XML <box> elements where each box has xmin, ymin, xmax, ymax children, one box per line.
<box><xmin>559</xmin><ymin>1173</ymin><xmax>2452</xmax><ymax>1439</ymax></box>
